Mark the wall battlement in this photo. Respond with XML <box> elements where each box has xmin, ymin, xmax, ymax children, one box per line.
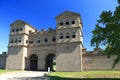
<box><xmin>29</xmin><ymin>28</ymin><xmax>56</xmax><ymax>35</ymax></box>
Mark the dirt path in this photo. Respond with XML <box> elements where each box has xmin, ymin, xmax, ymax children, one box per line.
<box><xmin>0</xmin><ymin>71</ymin><xmax>49</xmax><ymax>80</ymax></box>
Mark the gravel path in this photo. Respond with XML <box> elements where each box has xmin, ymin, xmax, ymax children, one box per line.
<box><xmin>0</xmin><ymin>71</ymin><xmax>49</xmax><ymax>80</ymax></box>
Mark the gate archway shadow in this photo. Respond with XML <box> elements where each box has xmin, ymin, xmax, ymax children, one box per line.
<box><xmin>30</xmin><ymin>54</ymin><xmax>38</xmax><ymax>71</ymax></box>
<box><xmin>46</xmin><ymin>54</ymin><xmax>56</xmax><ymax>71</ymax></box>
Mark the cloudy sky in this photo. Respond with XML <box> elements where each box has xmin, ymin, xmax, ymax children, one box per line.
<box><xmin>0</xmin><ymin>0</ymin><xmax>118</xmax><ymax>53</ymax></box>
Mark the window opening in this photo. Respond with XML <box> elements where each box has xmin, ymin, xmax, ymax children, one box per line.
<box><xmin>60</xmin><ymin>33</ymin><xmax>63</xmax><ymax>39</ymax></box>
<box><xmin>20</xmin><ymin>28</ymin><xmax>23</xmax><ymax>31</ymax></box>
<box><xmin>45</xmin><ymin>38</ymin><xmax>48</xmax><ymax>42</ymax></box>
<box><xmin>19</xmin><ymin>38</ymin><xmax>21</xmax><ymax>42</ymax></box>
<box><xmin>60</xmin><ymin>23</ymin><xmax>63</xmax><ymax>26</ymax></box>
<box><xmin>66</xmin><ymin>33</ymin><xmax>69</xmax><ymax>38</ymax></box>
<box><xmin>16</xmin><ymin>29</ymin><xmax>19</xmax><ymax>32</ymax></box>
<box><xmin>72</xmin><ymin>32</ymin><xmax>76</xmax><ymax>38</ymax></box>
<box><xmin>15</xmin><ymin>38</ymin><xmax>18</xmax><ymax>43</ymax></box>
<box><xmin>12</xmin><ymin>29</ymin><xmax>15</xmax><ymax>32</ymax></box>
<box><xmin>72</xmin><ymin>21</ymin><xmax>75</xmax><ymax>24</ymax></box>
<box><xmin>66</xmin><ymin>22</ymin><xmax>69</xmax><ymax>25</ymax></box>
<box><xmin>52</xmin><ymin>37</ymin><xmax>56</xmax><ymax>42</ymax></box>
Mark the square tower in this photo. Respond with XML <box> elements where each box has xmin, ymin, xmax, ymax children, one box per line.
<box><xmin>56</xmin><ymin>11</ymin><xmax>84</xmax><ymax>71</ymax></box>
<box><xmin>6</xmin><ymin>20</ymin><xmax>36</xmax><ymax>70</ymax></box>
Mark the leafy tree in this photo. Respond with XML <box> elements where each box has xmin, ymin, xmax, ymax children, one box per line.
<box><xmin>91</xmin><ymin>0</ymin><xmax>120</xmax><ymax>68</ymax></box>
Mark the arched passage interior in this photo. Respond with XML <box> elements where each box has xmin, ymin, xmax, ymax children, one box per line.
<box><xmin>30</xmin><ymin>54</ymin><xmax>38</xmax><ymax>71</ymax></box>
<box><xmin>46</xmin><ymin>54</ymin><xmax>56</xmax><ymax>71</ymax></box>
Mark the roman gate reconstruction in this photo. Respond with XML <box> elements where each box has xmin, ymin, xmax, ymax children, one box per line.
<box><xmin>0</xmin><ymin>11</ymin><xmax>119</xmax><ymax>71</ymax></box>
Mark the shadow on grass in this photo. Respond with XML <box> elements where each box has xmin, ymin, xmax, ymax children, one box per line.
<box><xmin>49</xmin><ymin>76</ymin><xmax>120</xmax><ymax>80</ymax></box>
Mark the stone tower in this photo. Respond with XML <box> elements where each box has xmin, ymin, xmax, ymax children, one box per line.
<box><xmin>55</xmin><ymin>11</ymin><xmax>84</xmax><ymax>71</ymax></box>
<box><xmin>6</xmin><ymin>20</ymin><xmax>36</xmax><ymax>70</ymax></box>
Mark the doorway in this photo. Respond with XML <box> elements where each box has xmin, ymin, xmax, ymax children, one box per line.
<box><xmin>30</xmin><ymin>54</ymin><xmax>38</xmax><ymax>71</ymax></box>
<box><xmin>46</xmin><ymin>54</ymin><xmax>56</xmax><ymax>71</ymax></box>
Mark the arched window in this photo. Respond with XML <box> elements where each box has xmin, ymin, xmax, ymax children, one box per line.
<box><xmin>60</xmin><ymin>33</ymin><xmax>63</xmax><ymax>39</ymax></box>
<box><xmin>18</xmin><ymin>37</ymin><xmax>21</xmax><ymax>42</ymax></box>
<box><xmin>66</xmin><ymin>22</ymin><xmax>69</xmax><ymax>25</ymax></box>
<box><xmin>72</xmin><ymin>32</ymin><xmax>76</xmax><ymax>38</ymax></box>
<box><xmin>66</xmin><ymin>33</ymin><xmax>69</xmax><ymax>38</ymax></box>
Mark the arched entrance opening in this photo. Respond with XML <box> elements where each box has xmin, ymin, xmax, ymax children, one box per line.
<box><xmin>46</xmin><ymin>54</ymin><xmax>56</xmax><ymax>71</ymax></box>
<box><xmin>30</xmin><ymin>54</ymin><xmax>38</xmax><ymax>71</ymax></box>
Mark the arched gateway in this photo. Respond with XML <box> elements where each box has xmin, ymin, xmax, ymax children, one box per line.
<box><xmin>46</xmin><ymin>54</ymin><xmax>55</xmax><ymax>71</ymax></box>
<box><xmin>30</xmin><ymin>54</ymin><xmax>38</xmax><ymax>71</ymax></box>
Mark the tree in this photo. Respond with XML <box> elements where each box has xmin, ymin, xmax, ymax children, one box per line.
<box><xmin>91</xmin><ymin>0</ymin><xmax>120</xmax><ymax>68</ymax></box>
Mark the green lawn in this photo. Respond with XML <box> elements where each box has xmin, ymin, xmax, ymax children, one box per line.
<box><xmin>48</xmin><ymin>71</ymin><xmax>120</xmax><ymax>80</ymax></box>
<box><xmin>0</xmin><ymin>69</ymin><xmax>19</xmax><ymax>74</ymax></box>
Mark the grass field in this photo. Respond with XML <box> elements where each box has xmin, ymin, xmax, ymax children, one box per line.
<box><xmin>48</xmin><ymin>71</ymin><xmax>120</xmax><ymax>80</ymax></box>
<box><xmin>0</xmin><ymin>69</ymin><xmax>19</xmax><ymax>74</ymax></box>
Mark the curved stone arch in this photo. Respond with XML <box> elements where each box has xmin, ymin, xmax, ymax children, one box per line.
<box><xmin>30</xmin><ymin>54</ymin><xmax>38</xmax><ymax>60</ymax></box>
<box><xmin>46</xmin><ymin>54</ymin><xmax>55</xmax><ymax>60</ymax></box>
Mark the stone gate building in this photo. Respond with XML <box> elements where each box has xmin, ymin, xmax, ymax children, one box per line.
<box><xmin>0</xmin><ymin>11</ymin><xmax>120</xmax><ymax>71</ymax></box>
<box><xmin>6</xmin><ymin>11</ymin><xmax>84</xmax><ymax>71</ymax></box>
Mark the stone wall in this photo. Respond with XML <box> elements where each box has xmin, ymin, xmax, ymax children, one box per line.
<box><xmin>56</xmin><ymin>42</ymin><xmax>83</xmax><ymax>71</ymax></box>
<box><xmin>83</xmin><ymin>54</ymin><xmax>120</xmax><ymax>71</ymax></box>
<box><xmin>0</xmin><ymin>53</ymin><xmax>7</xmax><ymax>69</ymax></box>
<box><xmin>6</xmin><ymin>47</ymin><xmax>27</xmax><ymax>70</ymax></box>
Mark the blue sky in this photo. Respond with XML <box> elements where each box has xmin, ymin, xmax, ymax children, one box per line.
<box><xmin>0</xmin><ymin>0</ymin><xmax>118</xmax><ymax>53</ymax></box>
